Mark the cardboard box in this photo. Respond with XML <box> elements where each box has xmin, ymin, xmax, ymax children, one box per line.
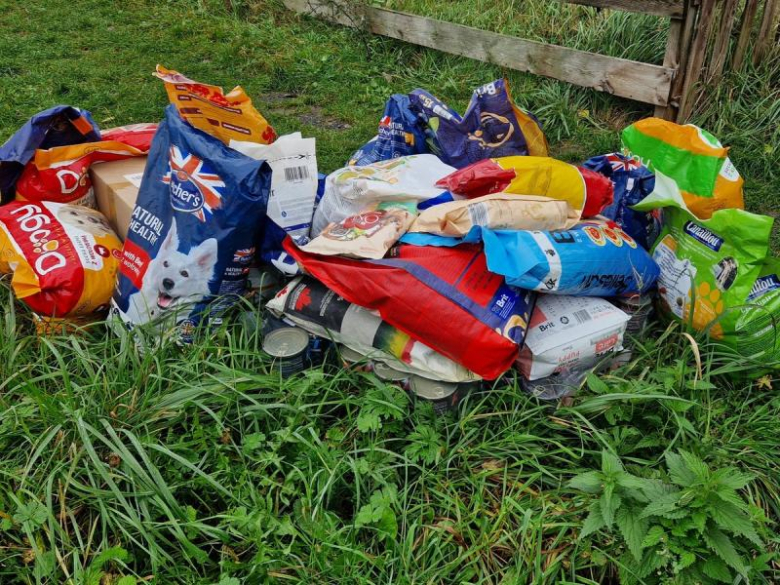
<box><xmin>90</xmin><ymin>157</ymin><xmax>147</xmax><ymax>240</ymax></box>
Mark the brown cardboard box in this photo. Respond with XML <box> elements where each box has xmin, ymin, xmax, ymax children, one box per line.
<box><xmin>90</xmin><ymin>157</ymin><xmax>147</xmax><ymax>240</ymax></box>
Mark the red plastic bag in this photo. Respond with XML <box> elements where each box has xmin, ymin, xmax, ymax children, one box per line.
<box><xmin>436</xmin><ymin>156</ymin><xmax>613</xmax><ymax>218</ymax></box>
<box><xmin>101</xmin><ymin>123</ymin><xmax>158</xmax><ymax>151</ymax></box>
<box><xmin>284</xmin><ymin>239</ymin><xmax>535</xmax><ymax>379</ymax></box>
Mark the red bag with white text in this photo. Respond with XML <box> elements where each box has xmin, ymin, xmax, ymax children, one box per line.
<box><xmin>285</xmin><ymin>239</ymin><xmax>534</xmax><ymax>379</ymax></box>
<box><xmin>15</xmin><ymin>123</ymin><xmax>156</xmax><ymax>209</ymax></box>
<box><xmin>101</xmin><ymin>123</ymin><xmax>158</xmax><ymax>152</ymax></box>
<box><xmin>0</xmin><ymin>201</ymin><xmax>122</xmax><ymax>322</ymax></box>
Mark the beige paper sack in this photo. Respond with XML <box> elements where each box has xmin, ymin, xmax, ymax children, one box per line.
<box><xmin>409</xmin><ymin>193</ymin><xmax>579</xmax><ymax>237</ymax></box>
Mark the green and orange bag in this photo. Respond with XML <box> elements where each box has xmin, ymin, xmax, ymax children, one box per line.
<box><xmin>622</xmin><ymin>118</ymin><xmax>744</xmax><ymax>219</ymax></box>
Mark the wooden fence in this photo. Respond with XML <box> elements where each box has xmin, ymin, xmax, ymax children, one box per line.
<box><xmin>284</xmin><ymin>0</ymin><xmax>779</xmax><ymax>122</ymax></box>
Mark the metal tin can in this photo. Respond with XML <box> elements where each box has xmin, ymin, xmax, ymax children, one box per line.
<box><xmin>308</xmin><ymin>336</ymin><xmax>329</xmax><ymax>367</ymax></box>
<box><xmin>263</xmin><ymin>327</ymin><xmax>310</xmax><ymax>377</ymax></box>
<box><xmin>339</xmin><ymin>345</ymin><xmax>372</xmax><ymax>372</ymax></box>
<box><xmin>373</xmin><ymin>361</ymin><xmax>409</xmax><ymax>383</ymax></box>
<box><xmin>408</xmin><ymin>376</ymin><xmax>477</xmax><ymax>413</ymax></box>
<box><xmin>262</xmin><ymin>312</ymin><xmax>291</xmax><ymax>336</ymax></box>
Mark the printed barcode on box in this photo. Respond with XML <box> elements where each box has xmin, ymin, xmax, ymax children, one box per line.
<box><xmin>284</xmin><ymin>166</ymin><xmax>310</xmax><ymax>183</ymax></box>
<box><xmin>573</xmin><ymin>309</ymin><xmax>592</xmax><ymax>324</ymax></box>
<box><xmin>467</xmin><ymin>202</ymin><xmax>489</xmax><ymax>226</ymax></box>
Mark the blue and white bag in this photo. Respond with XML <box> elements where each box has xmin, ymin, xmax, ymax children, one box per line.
<box><xmin>111</xmin><ymin>105</ymin><xmax>271</xmax><ymax>339</ymax></box>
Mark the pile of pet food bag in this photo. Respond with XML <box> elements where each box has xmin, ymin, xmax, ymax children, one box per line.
<box><xmin>1</xmin><ymin>68</ymin><xmax>777</xmax><ymax>409</ymax></box>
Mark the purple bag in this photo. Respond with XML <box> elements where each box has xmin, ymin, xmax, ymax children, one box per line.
<box><xmin>409</xmin><ymin>79</ymin><xmax>548</xmax><ymax>168</ymax></box>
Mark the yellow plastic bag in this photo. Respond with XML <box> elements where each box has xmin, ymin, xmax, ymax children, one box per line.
<box><xmin>436</xmin><ymin>156</ymin><xmax>614</xmax><ymax>218</ymax></box>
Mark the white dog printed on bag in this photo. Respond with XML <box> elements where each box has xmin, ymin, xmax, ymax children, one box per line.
<box><xmin>125</xmin><ymin>219</ymin><xmax>218</xmax><ymax>325</ymax></box>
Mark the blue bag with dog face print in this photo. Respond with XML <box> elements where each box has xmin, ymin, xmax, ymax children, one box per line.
<box><xmin>111</xmin><ymin>105</ymin><xmax>271</xmax><ymax>340</ymax></box>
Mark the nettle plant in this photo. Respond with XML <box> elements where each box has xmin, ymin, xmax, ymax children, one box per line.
<box><xmin>569</xmin><ymin>450</ymin><xmax>771</xmax><ymax>584</ymax></box>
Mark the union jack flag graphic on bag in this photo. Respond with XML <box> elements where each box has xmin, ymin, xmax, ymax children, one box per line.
<box><xmin>162</xmin><ymin>146</ymin><xmax>226</xmax><ymax>222</ymax></box>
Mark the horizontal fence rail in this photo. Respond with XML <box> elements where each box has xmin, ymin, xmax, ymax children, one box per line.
<box><xmin>284</xmin><ymin>0</ymin><xmax>675</xmax><ymax>106</ymax></box>
<box><xmin>286</xmin><ymin>0</ymin><xmax>780</xmax><ymax>122</ymax></box>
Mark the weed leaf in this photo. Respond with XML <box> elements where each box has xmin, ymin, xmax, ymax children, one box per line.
<box><xmin>708</xmin><ymin>500</ymin><xmax>762</xmax><ymax>546</ymax></box>
<box><xmin>702</xmin><ymin>557</ymin><xmax>732</xmax><ymax>583</ymax></box>
<box><xmin>600</xmin><ymin>485</ymin><xmax>621</xmax><ymax>528</ymax></box>
<box><xmin>568</xmin><ymin>471</ymin><xmax>604</xmax><ymax>494</ymax></box>
<box><xmin>640</xmin><ymin>491</ymin><xmax>681</xmax><ymax>519</ymax></box>
<box><xmin>665</xmin><ymin>451</ymin><xmax>697</xmax><ymax>487</ymax></box>
<box><xmin>641</xmin><ymin>525</ymin><xmax>665</xmax><ymax>549</ymax></box>
<box><xmin>615</xmin><ymin>506</ymin><xmax>649</xmax><ymax>562</ymax></box>
<box><xmin>581</xmin><ymin>501</ymin><xmax>607</xmax><ymax>537</ymax></box>
<box><xmin>703</xmin><ymin>525</ymin><xmax>747</xmax><ymax>576</ymax></box>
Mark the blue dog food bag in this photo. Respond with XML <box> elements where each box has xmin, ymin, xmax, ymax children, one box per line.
<box><xmin>479</xmin><ymin>223</ymin><xmax>659</xmax><ymax>296</ymax></box>
<box><xmin>349</xmin><ymin>94</ymin><xmax>429</xmax><ymax>166</ymax></box>
<box><xmin>582</xmin><ymin>153</ymin><xmax>658</xmax><ymax>249</ymax></box>
<box><xmin>111</xmin><ymin>105</ymin><xmax>271</xmax><ymax>338</ymax></box>
<box><xmin>408</xmin><ymin>79</ymin><xmax>549</xmax><ymax>169</ymax></box>
<box><xmin>401</xmin><ymin>223</ymin><xmax>659</xmax><ymax>296</ymax></box>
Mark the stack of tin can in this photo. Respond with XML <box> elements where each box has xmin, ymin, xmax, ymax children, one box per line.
<box><xmin>339</xmin><ymin>344</ymin><xmax>479</xmax><ymax>413</ymax></box>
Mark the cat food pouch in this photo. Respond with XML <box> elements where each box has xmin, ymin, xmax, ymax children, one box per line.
<box><xmin>0</xmin><ymin>105</ymin><xmax>101</xmax><ymax>202</ymax></box>
<box><xmin>154</xmin><ymin>65</ymin><xmax>276</xmax><ymax>146</ymax></box>
<box><xmin>409</xmin><ymin>193</ymin><xmax>578</xmax><ymax>236</ymax></box>
<box><xmin>633</xmin><ymin>176</ymin><xmax>772</xmax><ymax>343</ymax></box>
<box><xmin>436</xmin><ymin>156</ymin><xmax>613</xmax><ymax>218</ymax></box>
<box><xmin>110</xmin><ymin>105</ymin><xmax>271</xmax><ymax>339</ymax></box>
<box><xmin>284</xmin><ymin>239</ymin><xmax>535</xmax><ymax>379</ymax></box>
<box><xmin>311</xmin><ymin>154</ymin><xmax>455</xmax><ymax>237</ymax></box>
<box><xmin>303</xmin><ymin>201</ymin><xmax>416</xmax><ymax>259</ymax></box>
<box><xmin>622</xmin><ymin>117</ymin><xmax>743</xmax><ymax>219</ymax></box>
<box><xmin>268</xmin><ymin>276</ymin><xmax>479</xmax><ymax>382</ymax></box>
<box><xmin>0</xmin><ymin>201</ymin><xmax>122</xmax><ymax>324</ymax></box>
<box><xmin>409</xmin><ymin>79</ymin><xmax>549</xmax><ymax>168</ymax></box>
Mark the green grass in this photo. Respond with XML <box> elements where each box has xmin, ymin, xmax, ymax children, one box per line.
<box><xmin>0</xmin><ymin>0</ymin><xmax>779</xmax><ymax>583</ymax></box>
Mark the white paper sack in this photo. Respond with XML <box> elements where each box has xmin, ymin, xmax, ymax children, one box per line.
<box><xmin>231</xmin><ymin>133</ymin><xmax>318</xmax><ymax>242</ymax></box>
<box><xmin>517</xmin><ymin>295</ymin><xmax>630</xmax><ymax>380</ymax></box>
<box><xmin>310</xmin><ymin>154</ymin><xmax>456</xmax><ymax>237</ymax></box>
